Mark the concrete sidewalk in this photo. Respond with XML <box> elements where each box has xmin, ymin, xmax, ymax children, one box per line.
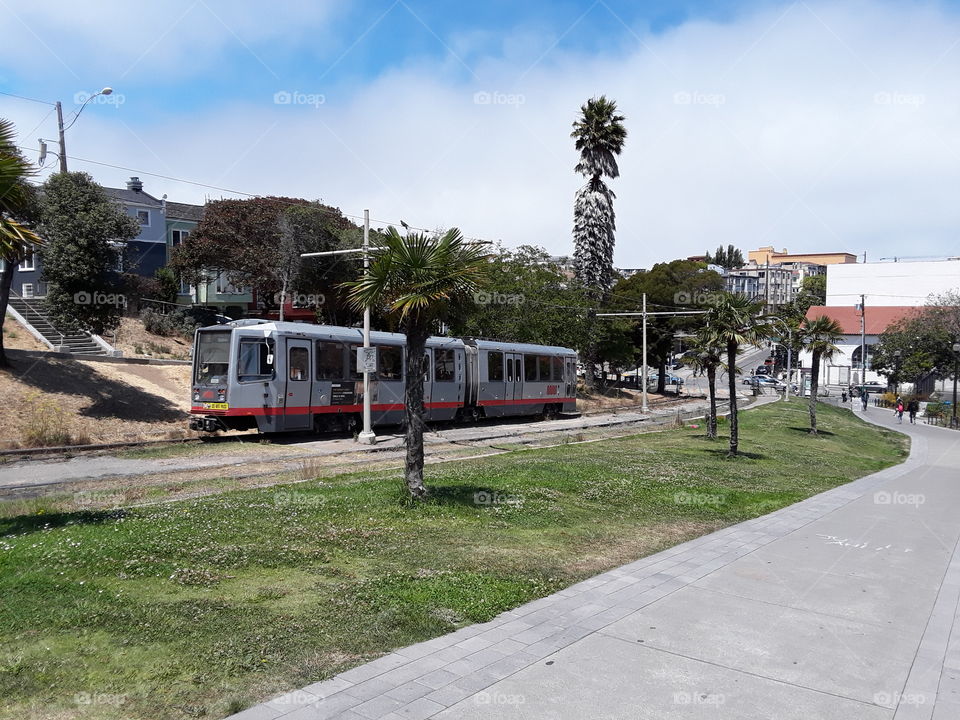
<box><xmin>230</xmin><ymin>406</ymin><xmax>960</xmax><ymax>720</ymax></box>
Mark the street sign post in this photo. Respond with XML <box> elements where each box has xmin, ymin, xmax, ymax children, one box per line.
<box><xmin>357</xmin><ymin>346</ymin><xmax>377</xmax><ymax>374</ymax></box>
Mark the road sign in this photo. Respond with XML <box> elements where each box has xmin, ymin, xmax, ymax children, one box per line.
<box><xmin>357</xmin><ymin>346</ymin><xmax>377</xmax><ymax>374</ymax></box>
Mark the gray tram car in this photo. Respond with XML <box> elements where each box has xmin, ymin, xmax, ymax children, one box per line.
<box><xmin>189</xmin><ymin>320</ymin><xmax>578</xmax><ymax>433</ymax></box>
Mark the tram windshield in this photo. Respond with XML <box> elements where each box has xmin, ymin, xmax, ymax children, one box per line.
<box><xmin>195</xmin><ymin>330</ymin><xmax>231</xmax><ymax>385</ymax></box>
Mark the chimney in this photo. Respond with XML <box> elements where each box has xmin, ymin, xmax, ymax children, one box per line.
<box><xmin>126</xmin><ymin>176</ymin><xmax>143</xmax><ymax>192</ymax></box>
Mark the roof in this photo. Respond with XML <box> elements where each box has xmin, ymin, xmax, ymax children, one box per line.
<box><xmin>165</xmin><ymin>201</ymin><xmax>204</xmax><ymax>222</ymax></box>
<box><xmin>804</xmin><ymin>305</ymin><xmax>922</xmax><ymax>335</ymax></box>
<box><xmin>102</xmin><ymin>186</ymin><xmax>164</xmax><ymax>207</ymax></box>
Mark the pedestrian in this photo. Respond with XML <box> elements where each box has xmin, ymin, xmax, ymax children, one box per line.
<box><xmin>908</xmin><ymin>398</ymin><xmax>919</xmax><ymax>424</ymax></box>
<box><xmin>841</xmin><ymin>390</ymin><xmax>847</xmax><ymax>403</ymax></box>
<box><xmin>896</xmin><ymin>399</ymin><xmax>904</xmax><ymax>423</ymax></box>
<box><xmin>861</xmin><ymin>392</ymin><xmax>868</xmax><ymax>411</ymax></box>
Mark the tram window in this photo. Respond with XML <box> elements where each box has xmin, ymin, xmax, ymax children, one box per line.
<box><xmin>378</xmin><ymin>345</ymin><xmax>403</xmax><ymax>380</ymax></box>
<box><xmin>316</xmin><ymin>341</ymin><xmax>345</xmax><ymax>380</ymax></box>
<box><xmin>196</xmin><ymin>330</ymin><xmax>231</xmax><ymax>385</ymax></box>
<box><xmin>552</xmin><ymin>356</ymin><xmax>564</xmax><ymax>382</ymax></box>
<box><xmin>435</xmin><ymin>349</ymin><xmax>456</xmax><ymax>382</ymax></box>
<box><xmin>348</xmin><ymin>345</ymin><xmax>362</xmax><ymax>379</ymax></box>
<box><xmin>506</xmin><ymin>357</ymin><xmax>513</xmax><ymax>382</ymax></box>
<box><xmin>237</xmin><ymin>338</ymin><xmax>274</xmax><ymax>381</ymax></box>
<box><xmin>488</xmin><ymin>351</ymin><xmax>504</xmax><ymax>381</ymax></box>
<box><xmin>538</xmin><ymin>355</ymin><xmax>551</xmax><ymax>381</ymax></box>
<box><xmin>524</xmin><ymin>355</ymin><xmax>538</xmax><ymax>382</ymax></box>
<box><xmin>423</xmin><ymin>352</ymin><xmax>430</xmax><ymax>380</ymax></box>
<box><xmin>289</xmin><ymin>347</ymin><xmax>309</xmax><ymax>381</ymax></box>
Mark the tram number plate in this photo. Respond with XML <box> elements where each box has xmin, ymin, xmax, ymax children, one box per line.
<box><xmin>202</xmin><ymin>402</ymin><xmax>229</xmax><ymax>410</ymax></box>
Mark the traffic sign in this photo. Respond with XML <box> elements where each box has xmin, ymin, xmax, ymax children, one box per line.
<box><xmin>357</xmin><ymin>346</ymin><xmax>377</xmax><ymax>374</ymax></box>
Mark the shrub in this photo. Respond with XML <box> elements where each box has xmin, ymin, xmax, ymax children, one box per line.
<box><xmin>20</xmin><ymin>393</ymin><xmax>73</xmax><ymax>448</ymax></box>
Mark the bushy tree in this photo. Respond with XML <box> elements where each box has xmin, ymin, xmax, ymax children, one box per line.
<box><xmin>704</xmin><ymin>244</ymin><xmax>744</xmax><ymax>270</ymax></box>
<box><xmin>40</xmin><ymin>172</ymin><xmax>139</xmax><ymax>335</ymax></box>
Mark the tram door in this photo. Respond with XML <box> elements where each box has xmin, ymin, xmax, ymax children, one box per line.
<box><xmin>284</xmin><ymin>339</ymin><xmax>313</xmax><ymax>430</ymax></box>
<box><xmin>506</xmin><ymin>352</ymin><xmax>523</xmax><ymax>404</ymax></box>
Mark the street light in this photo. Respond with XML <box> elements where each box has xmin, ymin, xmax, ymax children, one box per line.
<box><xmin>39</xmin><ymin>87</ymin><xmax>114</xmax><ymax>173</ymax></box>
<box><xmin>767</xmin><ymin>317</ymin><xmax>793</xmax><ymax>401</ymax></box>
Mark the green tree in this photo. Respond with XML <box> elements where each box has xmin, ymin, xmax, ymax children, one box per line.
<box><xmin>39</xmin><ymin>172</ymin><xmax>139</xmax><ymax>335</ymax></box>
<box><xmin>344</xmin><ymin>227</ymin><xmax>489</xmax><ymax>500</ymax></box>
<box><xmin>801</xmin><ymin>315</ymin><xmax>843</xmax><ymax>434</ymax></box>
<box><xmin>571</xmin><ymin>96</ymin><xmax>627</xmax><ymax>390</ymax></box>
<box><xmin>709</xmin><ymin>293</ymin><xmax>768</xmax><ymax>456</ymax></box>
<box><xmin>684</xmin><ymin>327</ymin><xmax>725</xmax><ymax>439</ymax></box>
<box><xmin>704</xmin><ymin>244</ymin><xmax>744</xmax><ymax>270</ymax></box>
<box><xmin>447</xmin><ymin>245</ymin><xmax>589</xmax><ymax>348</ymax></box>
<box><xmin>154</xmin><ymin>267</ymin><xmax>180</xmax><ymax>304</ymax></box>
<box><xmin>0</xmin><ymin>119</ymin><xmax>42</xmax><ymax>367</ymax></box>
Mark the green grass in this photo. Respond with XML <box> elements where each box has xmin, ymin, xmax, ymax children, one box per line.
<box><xmin>0</xmin><ymin>401</ymin><xmax>907</xmax><ymax>720</ymax></box>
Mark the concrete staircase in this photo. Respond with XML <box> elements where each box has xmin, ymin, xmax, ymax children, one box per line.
<box><xmin>6</xmin><ymin>294</ymin><xmax>108</xmax><ymax>356</ymax></box>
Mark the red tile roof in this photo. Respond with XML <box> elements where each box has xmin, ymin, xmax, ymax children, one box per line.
<box><xmin>804</xmin><ymin>305</ymin><xmax>922</xmax><ymax>335</ymax></box>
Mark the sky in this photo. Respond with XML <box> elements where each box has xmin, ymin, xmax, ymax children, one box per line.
<box><xmin>1</xmin><ymin>0</ymin><xmax>959</xmax><ymax>269</ymax></box>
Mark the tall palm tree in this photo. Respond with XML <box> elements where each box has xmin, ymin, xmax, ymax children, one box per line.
<box><xmin>802</xmin><ymin>315</ymin><xmax>843</xmax><ymax>435</ymax></box>
<box><xmin>344</xmin><ymin>227</ymin><xmax>489</xmax><ymax>500</ymax></box>
<box><xmin>571</xmin><ymin>96</ymin><xmax>627</xmax><ymax>390</ymax></box>
<box><xmin>0</xmin><ymin>118</ymin><xmax>42</xmax><ymax>368</ymax></box>
<box><xmin>710</xmin><ymin>294</ymin><xmax>768</xmax><ymax>457</ymax></box>
<box><xmin>684</xmin><ymin>327</ymin><xmax>725</xmax><ymax>439</ymax></box>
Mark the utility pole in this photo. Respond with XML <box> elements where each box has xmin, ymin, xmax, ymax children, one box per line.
<box><xmin>860</xmin><ymin>294</ymin><xmax>866</xmax><ymax>385</ymax></box>
<box><xmin>358</xmin><ymin>210</ymin><xmax>376</xmax><ymax>444</ymax></box>
<box><xmin>642</xmin><ymin>293</ymin><xmax>648</xmax><ymax>413</ymax></box>
<box><xmin>55</xmin><ymin>101</ymin><xmax>68</xmax><ymax>173</ymax></box>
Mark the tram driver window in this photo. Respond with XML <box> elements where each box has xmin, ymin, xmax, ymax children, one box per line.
<box><xmin>435</xmin><ymin>349</ymin><xmax>456</xmax><ymax>382</ymax></box>
<box><xmin>289</xmin><ymin>347</ymin><xmax>308</xmax><ymax>381</ymax></box>
<box><xmin>488</xmin><ymin>351</ymin><xmax>503</xmax><ymax>381</ymax></box>
<box><xmin>378</xmin><ymin>345</ymin><xmax>402</xmax><ymax>380</ymax></box>
<box><xmin>238</xmin><ymin>338</ymin><xmax>274</xmax><ymax>381</ymax></box>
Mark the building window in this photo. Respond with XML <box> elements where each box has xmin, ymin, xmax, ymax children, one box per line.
<box><xmin>487</xmin><ymin>351</ymin><xmax>504</xmax><ymax>382</ymax></box>
<box><xmin>21</xmin><ymin>283</ymin><xmax>34</xmax><ymax>298</ymax></box>
<box><xmin>114</xmin><ymin>250</ymin><xmax>124</xmax><ymax>273</ymax></box>
<box><xmin>171</xmin><ymin>229</ymin><xmax>189</xmax><ymax>247</ymax></box>
<box><xmin>215</xmin><ymin>271</ymin><xmax>244</xmax><ymax>295</ymax></box>
<box><xmin>435</xmin><ymin>349</ymin><xmax>456</xmax><ymax>382</ymax></box>
<box><xmin>18</xmin><ymin>248</ymin><xmax>35</xmax><ymax>271</ymax></box>
<box><xmin>136</xmin><ymin>210</ymin><xmax>150</xmax><ymax>226</ymax></box>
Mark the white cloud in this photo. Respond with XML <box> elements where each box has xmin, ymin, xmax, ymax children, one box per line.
<box><xmin>7</xmin><ymin>0</ymin><xmax>960</xmax><ymax>268</ymax></box>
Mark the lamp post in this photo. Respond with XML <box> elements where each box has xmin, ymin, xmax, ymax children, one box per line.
<box><xmin>768</xmin><ymin>317</ymin><xmax>793</xmax><ymax>401</ymax></box>
<box><xmin>40</xmin><ymin>87</ymin><xmax>113</xmax><ymax>173</ymax></box>
<box><xmin>952</xmin><ymin>341</ymin><xmax>959</xmax><ymax>429</ymax></box>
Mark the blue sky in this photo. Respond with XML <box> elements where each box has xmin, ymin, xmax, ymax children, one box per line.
<box><xmin>2</xmin><ymin>0</ymin><xmax>960</xmax><ymax>267</ymax></box>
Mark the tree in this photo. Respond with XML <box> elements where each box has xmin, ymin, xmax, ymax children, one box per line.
<box><xmin>571</xmin><ymin>96</ymin><xmax>627</xmax><ymax>390</ymax></box>
<box><xmin>344</xmin><ymin>227</ymin><xmax>489</xmax><ymax>500</ymax></box>
<box><xmin>704</xmin><ymin>244</ymin><xmax>744</xmax><ymax>270</ymax></box>
<box><xmin>709</xmin><ymin>293</ymin><xmax>767</xmax><ymax>457</ymax></box>
<box><xmin>0</xmin><ymin>119</ymin><xmax>42</xmax><ymax>367</ymax></box>
<box><xmin>802</xmin><ymin>315</ymin><xmax>843</xmax><ymax>434</ymax></box>
<box><xmin>445</xmin><ymin>246</ymin><xmax>590</xmax><ymax>349</ymax></box>
<box><xmin>40</xmin><ymin>172</ymin><xmax>139</xmax><ymax>335</ymax></box>
<box><xmin>684</xmin><ymin>327</ymin><xmax>724</xmax><ymax>439</ymax></box>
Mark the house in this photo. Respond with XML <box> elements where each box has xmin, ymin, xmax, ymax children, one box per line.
<box><xmin>102</xmin><ymin>177</ymin><xmax>167</xmax><ymax>278</ymax></box>
<box><xmin>724</xmin><ymin>265</ymin><xmax>795</xmax><ymax>308</ymax></box>
<box><xmin>748</xmin><ymin>246</ymin><xmax>858</xmax><ymax>266</ymax></box>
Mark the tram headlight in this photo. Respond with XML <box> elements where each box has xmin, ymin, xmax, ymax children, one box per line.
<box><xmin>193</xmin><ymin>389</ymin><xmax>200</xmax><ymax>402</ymax></box>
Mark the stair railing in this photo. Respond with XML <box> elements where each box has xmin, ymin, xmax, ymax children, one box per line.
<box><xmin>8</xmin><ymin>289</ymin><xmax>67</xmax><ymax>350</ymax></box>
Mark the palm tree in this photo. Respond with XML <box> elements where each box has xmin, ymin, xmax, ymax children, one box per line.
<box><xmin>684</xmin><ymin>327</ymin><xmax>725</xmax><ymax>439</ymax></box>
<box><xmin>710</xmin><ymin>294</ymin><xmax>768</xmax><ymax>457</ymax></box>
<box><xmin>802</xmin><ymin>315</ymin><xmax>843</xmax><ymax>435</ymax></box>
<box><xmin>0</xmin><ymin>119</ymin><xmax>42</xmax><ymax>368</ymax></box>
<box><xmin>571</xmin><ymin>96</ymin><xmax>627</xmax><ymax>390</ymax></box>
<box><xmin>344</xmin><ymin>227</ymin><xmax>489</xmax><ymax>500</ymax></box>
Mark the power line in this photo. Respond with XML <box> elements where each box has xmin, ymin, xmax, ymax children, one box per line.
<box><xmin>0</xmin><ymin>90</ymin><xmax>55</xmax><ymax>106</ymax></box>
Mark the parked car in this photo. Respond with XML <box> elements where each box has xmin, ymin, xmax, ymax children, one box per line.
<box><xmin>743</xmin><ymin>375</ymin><xmax>780</xmax><ymax>387</ymax></box>
<box><xmin>755</xmin><ymin>365</ymin><xmax>771</xmax><ymax>375</ymax></box>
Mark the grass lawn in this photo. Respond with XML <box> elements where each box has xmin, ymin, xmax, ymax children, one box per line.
<box><xmin>0</xmin><ymin>401</ymin><xmax>907</xmax><ymax>720</ymax></box>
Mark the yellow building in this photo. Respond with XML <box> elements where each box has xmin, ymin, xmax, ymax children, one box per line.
<box><xmin>748</xmin><ymin>246</ymin><xmax>858</xmax><ymax>266</ymax></box>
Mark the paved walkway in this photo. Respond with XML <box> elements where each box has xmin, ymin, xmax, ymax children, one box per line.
<box><xmin>230</xmin><ymin>405</ymin><xmax>960</xmax><ymax>720</ymax></box>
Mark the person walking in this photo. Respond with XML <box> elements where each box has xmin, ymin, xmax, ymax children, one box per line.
<box><xmin>841</xmin><ymin>389</ymin><xmax>848</xmax><ymax>403</ymax></box>
<box><xmin>861</xmin><ymin>391</ymin><xmax>869</xmax><ymax>411</ymax></box>
<box><xmin>908</xmin><ymin>398</ymin><xmax>919</xmax><ymax>424</ymax></box>
<box><xmin>896</xmin><ymin>399</ymin><xmax>905</xmax><ymax>423</ymax></box>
